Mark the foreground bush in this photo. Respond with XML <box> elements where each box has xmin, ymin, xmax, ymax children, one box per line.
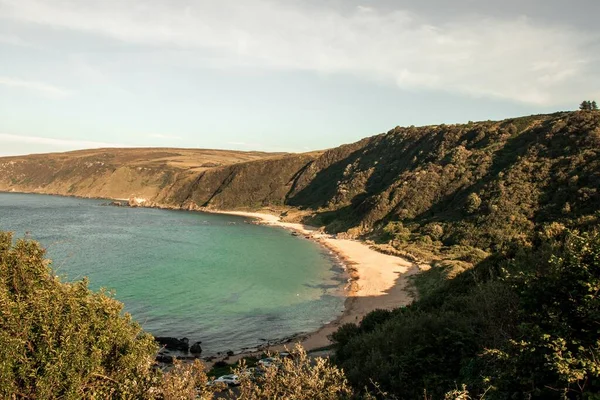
<box><xmin>234</xmin><ymin>345</ymin><xmax>352</xmax><ymax>400</ymax></box>
<box><xmin>0</xmin><ymin>231</ymin><xmax>159</xmax><ymax>399</ymax></box>
<box><xmin>160</xmin><ymin>359</ymin><xmax>222</xmax><ymax>400</ymax></box>
<box><xmin>482</xmin><ymin>231</ymin><xmax>600</xmax><ymax>398</ymax></box>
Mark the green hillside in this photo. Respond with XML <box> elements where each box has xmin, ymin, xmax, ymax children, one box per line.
<box><xmin>331</xmin><ymin>229</ymin><xmax>600</xmax><ymax>398</ymax></box>
<box><xmin>2</xmin><ymin>111</ymin><xmax>599</xmax><ymax>265</ymax></box>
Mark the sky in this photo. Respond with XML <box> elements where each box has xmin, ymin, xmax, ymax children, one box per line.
<box><xmin>1</xmin><ymin>0</ymin><xmax>599</xmax><ymax>156</ymax></box>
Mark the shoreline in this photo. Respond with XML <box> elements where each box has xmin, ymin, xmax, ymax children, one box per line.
<box><xmin>205</xmin><ymin>209</ymin><xmax>425</xmax><ymax>360</ymax></box>
<box><xmin>0</xmin><ymin>191</ymin><xmax>425</xmax><ymax>360</ymax></box>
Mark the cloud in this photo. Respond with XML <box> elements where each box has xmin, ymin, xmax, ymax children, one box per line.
<box><xmin>0</xmin><ymin>76</ymin><xmax>73</xmax><ymax>99</ymax></box>
<box><xmin>0</xmin><ymin>0</ymin><xmax>598</xmax><ymax>105</ymax></box>
<box><xmin>0</xmin><ymin>133</ymin><xmax>130</xmax><ymax>149</ymax></box>
<box><xmin>0</xmin><ymin>33</ymin><xmax>32</xmax><ymax>47</ymax></box>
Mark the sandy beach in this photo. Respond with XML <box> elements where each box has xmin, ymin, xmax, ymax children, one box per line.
<box><xmin>208</xmin><ymin>209</ymin><xmax>424</xmax><ymax>354</ymax></box>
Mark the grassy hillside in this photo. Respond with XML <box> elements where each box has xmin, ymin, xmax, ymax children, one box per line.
<box><xmin>0</xmin><ymin>148</ymin><xmax>283</xmax><ymax>202</ymax></box>
<box><xmin>3</xmin><ymin>111</ymin><xmax>599</xmax><ymax>264</ymax></box>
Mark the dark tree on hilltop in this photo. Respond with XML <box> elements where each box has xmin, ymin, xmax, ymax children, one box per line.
<box><xmin>580</xmin><ymin>100</ymin><xmax>598</xmax><ymax>111</ymax></box>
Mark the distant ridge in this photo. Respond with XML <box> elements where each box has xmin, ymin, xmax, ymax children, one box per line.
<box><xmin>2</xmin><ymin>111</ymin><xmax>599</xmax><ymax>261</ymax></box>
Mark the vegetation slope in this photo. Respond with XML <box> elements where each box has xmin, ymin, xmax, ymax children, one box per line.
<box><xmin>2</xmin><ymin>110</ymin><xmax>600</xmax><ymax>398</ymax></box>
<box><xmin>331</xmin><ymin>229</ymin><xmax>600</xmax><ymax>399</ymax></box>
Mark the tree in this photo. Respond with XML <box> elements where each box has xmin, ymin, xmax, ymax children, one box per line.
<box><xmin>580</xmin><ymin>100</ymin><xmax>598</xmax><ymax>111</ymax></box>
<box><xmin>465</xmin><ymin>192</ymin><xmax>482</xmax><ymax>214</ymax></box>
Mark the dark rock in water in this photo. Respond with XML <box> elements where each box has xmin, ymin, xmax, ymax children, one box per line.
<box><xmin>190</xmin><ymin>341</ymin><xmax>203</xmax><ymax>354</ymax></box>
<box><xmin>101</xmin><ymin>201</ymin><xmax>125</xmax><ymax>207</ymax></box>
<box><xmin>156</xmin><ymin>354</ymin><xmax>174</xmax><ymax>364</ymax></box>
<box><xmin>176</xmin><ymin>355</ymin><xmax>197</xmax><ymax>361</ymax></box>
<box><xmin>155</xmin><ymin>354</ymin><xmax>198</xmax><ymax>363</ymax></box>
<box><xmin>155</xmin><ymin>336</ymin><xmax>190</xmax><ymax>352</ymax></box>
<box><xmin>226</xmin><ymin>350</ymin><xmax>234</xmax><ymax>357</ymax></box>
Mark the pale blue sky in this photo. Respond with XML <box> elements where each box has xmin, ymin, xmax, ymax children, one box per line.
<box><xmin>1</xmin><ymin>0</ymin><xmax>599</xmax><ymax>156</ymax></box>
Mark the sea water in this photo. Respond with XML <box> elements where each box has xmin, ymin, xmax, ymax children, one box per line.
<box><xmin>0</xmin><ymin>192</ymin><xmax>345</xmax><ymax>354</ymax></box>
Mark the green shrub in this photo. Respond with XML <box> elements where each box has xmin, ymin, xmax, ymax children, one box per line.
<box><xmin>160</xmin><ymin>359</ymin><xmax>221</xmax><ymax>400</ymax></box>
<box><xmin>358</xmin><ymin>309</ymin><xmax>394</xmax><ymax>333</ymax></box>
<box><xmin>383</xmin><ymin>221</ymin><xmax>411</xmax><ymax>242</ymax></box>
<box><xmin>483</xmin><ymin>231</ymin><xmax>600</xmax><ymax>399</ymax></box>
<box><xmin>423</xmin><ymin>223</ymin><xmax>444</xmax><ymax>240</ymax></box>
<box><xmin>332</xmin><ymin>231</ymin><xmax>600</xmax><ymax>399</ymax></box>
<box><xmin>465</xmin><ymin>193</ymin><xmax>482</xmax><ymax>214</ymax></box>
<box><xmin>234</xmin><ymin>345</ymin><xmax>352</xmax><ymax>400</ymax></box>
<box><xmin>0</xmin><ymin>232</ymin><xmax>159</xmax><ymax>399</ymax></box>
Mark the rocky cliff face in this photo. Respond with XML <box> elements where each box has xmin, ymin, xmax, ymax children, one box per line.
<box><xmin>2</xmin><ymin>111</ymin><xmax>599</xmax><ymax>254</ymax></box>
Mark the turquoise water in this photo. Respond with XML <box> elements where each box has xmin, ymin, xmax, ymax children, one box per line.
<box><xmin>0</xmin><ymin>193</ymin><xmax>345</xmax><ymax>354</ymax></box>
